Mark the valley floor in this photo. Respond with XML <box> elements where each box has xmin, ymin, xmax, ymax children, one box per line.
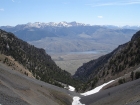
<box><xmin>50</xmin><ymin>52</ymin><xmax>106</xmax><ymax>75</ymax></box>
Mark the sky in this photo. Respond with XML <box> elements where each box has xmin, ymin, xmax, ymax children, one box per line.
<box><xmin>0</xmin><ymin>0</ymin><xmax>140</xmax><ymax>26</ymax></box>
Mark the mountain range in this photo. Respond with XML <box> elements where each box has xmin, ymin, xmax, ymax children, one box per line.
<box><xmin>0</xmin><ymin>28</ymin><xmax>140</xmax><ymax>105</ymax></box>
<box><xmin>0</xmin><ymin>22</ymin><xmax>139</xmax><ymax>53</ymax></box>
<box><xmin>1</xmin><ymin>22</ymin><xmax>140</xmax><ymax>29</ymax></box>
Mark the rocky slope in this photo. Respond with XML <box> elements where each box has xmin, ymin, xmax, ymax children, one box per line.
<box><xmin>1</xmin><ymin>53</ymin><xmax>140</xmax><ymax>105</ymax></box>
<box><xmin>0</xmin><ymin>29</ymin><xmax>79</xmax><ymax>88</ymax></box>
<box><xmin>74</xmin><ymin>30</ymin><xmax>140</xmax><ymax>91</ymax></box>
<box><xmin>0</xmin><ymin>62</ymin><xmax>75</xmax><ymax>105</ymax></box>
<box><xmin>81</xmin><ymin>78</ymin><xmax>140</xmax><ymax>105</ymax></box>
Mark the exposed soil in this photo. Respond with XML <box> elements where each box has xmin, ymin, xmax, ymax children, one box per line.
<box><xmin>81</xmin><ymin>78</ymin><xmax>140</xmax><ymax>105</ymax></box>
<box><xmin>0</xmin><ymin>57</ymin><xmax>140</xmax><ymax>105</ymax></box>
<box><xmin>0</xmin><ymin>63</ymin><xmax>77</xmax><ymax>105</ymax></box>
<box><xmin>51</xmin><ymin>52</ymin><xmax>105</xmax><ymax>75</ymax></box>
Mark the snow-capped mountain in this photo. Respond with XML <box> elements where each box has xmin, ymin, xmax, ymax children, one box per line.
<box><xmin>13</xmin><ymin>21</ymin><xmax>90</xmax><ymax>29</ymax></box>
<box><xmin>0</xmin><ymin>22</ymin><xmax>139</xmax><ymax>54</ymax></box>
<box><xmin>1</xmin><ymin>22</ymin><xmax>140</xmax><ymax>30</ymax></box>
<box><xmin>21</xmin><ymin>22</ymin><xmax>140</xmax><ymax>30</ymax></box>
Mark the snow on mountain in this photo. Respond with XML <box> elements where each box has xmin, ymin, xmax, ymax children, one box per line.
<box><xmin>13</xmin><ymin>21</ymin><xmax>90</xmax><ymax>29</ymax></box>
<box><xmin>81</xmin><ymin>80</ymin><xmax>115</xmax><ymax>96</ymax></box>
<box><xmin>72</xmin><ymin>97</ymin><xmax>85</xmax><ymax>105</ymax></box>
<box><xmin>1</xmin><ymin>22</ymin><xmax>140</xmax><ymax>30</ymax></box>
<box><xmin>68</xmin><ymin>85</ymin><xmax>75</xmax><ymax>91</ymax></box>
<box><xmin>72</xmin><ymin>80</ymin><xmax>115</xmax><ymax>105</ymax></box>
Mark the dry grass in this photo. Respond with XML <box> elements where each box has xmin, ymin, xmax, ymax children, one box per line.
<box><xmin>0</xmin><ymin>62</ymin><xmax>72</xmax><ymax>105</ymax></box>
<box><xmin>0</xmin><ymin>54</ymin><xmax>34</xmax><ymax>78</ymax></box>
<box><xmin>51</xmin><ymin>53</ymin><xmax>105</xmax><ymax>75</ymax></box>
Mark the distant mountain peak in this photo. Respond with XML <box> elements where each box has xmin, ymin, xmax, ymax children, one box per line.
<box><xmin>13</xmin><ymin>21</ymin><xmax>90</xmax><ymax>28</ymax></box>
<box><xmin>1</xmin><ymin>22</ymin><xmax>140</xmax><ymax>30</ymax></box>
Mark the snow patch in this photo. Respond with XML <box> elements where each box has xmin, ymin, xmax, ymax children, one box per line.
<box><xmin>72</xmin><ymin>97</ymin><xmax>85</xmax><ymax>105</ymax></box>
<box><xmin>71</xmin><ymin>80</ymin><xmax>115</xmax><ymax>105</ymax></box>
<box><xmin>69</xmin><ymin>85</ymin><xmax>75</xmax><ymax>91</ymax></box>
<box><xmin>81</xmin><ymin>80</ymin><xmax>115</xmax><ymax>96</ymax></box>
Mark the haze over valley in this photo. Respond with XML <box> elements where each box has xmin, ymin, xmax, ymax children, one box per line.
<box><xmin>1</xmin><ymin>0</ymin><xmax>140</xmax><ymax>105</ymax></box>
<box><xmin>1</xmin><ymin>22</ymin><xmax>139</xmax><ymax>53</ymax></box>
<box><xmin>1</xmin><ymin>22</ymin><xmax>139</xmax><ymax>74</ymax></box>
<box><xmin>1</xmin><ymin>28</ymin><xmax>140</xmax><ymax>105</ymax></box>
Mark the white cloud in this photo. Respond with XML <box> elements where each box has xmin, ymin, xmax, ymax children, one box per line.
<box><xmin>12</xmin><ymin>0</ymin><xmax>15</xmax><ymax>2</ymax></box>
<box><xmin>86</xmin><ymin>0</ymin><xmax>140</xmax><ymax>7</ymax></box>
<box><xmin>94</xmin><ymin>3</ymin><xmax>116</xmax><ymax>7</ymax></box>
<box><xmin>98</xmin><ymin>16</ymin><xmax>103</xmax><ymax>18</ymax></box>
<box><xmin>0</xmin><ymin>8</ymin><xmax>4</xmax><ymax>11</ymax></box>
<box><xmin>126</xmin><ymin>1</ymin><xmax>140</xmax><ymax>5</ymax></box>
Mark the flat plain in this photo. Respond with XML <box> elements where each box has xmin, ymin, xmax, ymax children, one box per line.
<box><xmin>50</xmin><ymin>52</ymin><xmax>107</xmax><ymax>75</ymax></box>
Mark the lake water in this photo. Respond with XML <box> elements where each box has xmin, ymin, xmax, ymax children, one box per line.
<box><xmin>69</xmin><ymin>50</ymin><xmax>111</xmax><ymax>55</ymax></box>
<box><xmin>48</xmin><ymin>50</ymin><xmax>111</xmax><ymax>56</ymax></box>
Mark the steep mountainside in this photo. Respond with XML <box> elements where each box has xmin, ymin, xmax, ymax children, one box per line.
<box><xmin>74</xmin><ymin>30</ymin><xmax>140</xmax><ymax>91</ymax></box>
<box><xmin>0</xmin><ymin>63</ymin><xmax>73</xmax><ymax>105</ymax></box>
<box><xmin>1</xmin><ymin>23</ymin><xmax>137</xmax><ymax>53</ymax></box>
<box><xmin>0</xmin><ymin>29</ymin><xmax>80</xmax><ymax>87</ymax></box>
<box><xmin>1</xmin><ymin>29</ymin><xmax>140</xmax><ymax>105</ymax></box>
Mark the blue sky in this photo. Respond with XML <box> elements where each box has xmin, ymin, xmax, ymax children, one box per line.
<box><xmin>0</xmin><ymin>0</ymin><xmax>140</xmax><ymax>26</ymax></box>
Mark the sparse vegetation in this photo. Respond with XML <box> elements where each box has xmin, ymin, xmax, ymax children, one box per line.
<box><xmin>24</xmin><ymin>72</ymin><xmax>28</xmax><ymax>76</ymax></box>
<box><xmin>135</xmin><ymin>71</ymin><xmax>140</xmax><ymax>79</ymax></box>
<box><xmin>0</xmin><ymin>29</ymin><xmax>81</xmax><ymax>88</ymax></box>
<box><xmin>118</xmin><ymin>78</ymin><xmax>125</xmax><ymax>84</ymax></box>
<box><xmin>130</xmin><ymin>71</ymin><xmax>134</xmax><ymax>80</ymax></box>
<box><xmin>74</xmin><ymin>31</ymin><xmax>140</xmax><ymax>91</ymax></box>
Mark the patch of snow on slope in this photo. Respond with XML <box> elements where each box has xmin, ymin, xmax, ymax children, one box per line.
<box><xmin>81</xmin><ymin>80</ymin><xmax>115</xmax><ymax>96</ymax></box>
<box><xmin>69</xmin><ymin>85</ymin><xmax>75</xmax><ymax>91</ymax></box>
<box><xmin>72</xmin><ymin>80</ymin><xmax>115</xmax><ymax>105</ymax></box>
<box><xmin>72</xmin><ymin>97</ymin><xmax>85</xmax><ymax>105</ymax></box>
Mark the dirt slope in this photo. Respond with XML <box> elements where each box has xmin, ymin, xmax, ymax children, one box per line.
<box><xmin>0</xmin><ymin>63</ymin><xmax>78</xmax><ymax>105</ymax></box>
<box><xmin>81</xmin><ymin>78</ymin><xmax>140</xmax><ymax>105</ymax></box>
<box><xmin>1</xmin><ymin>61</ymin><xmax>140</xmax><ymax>105</ymax></box>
